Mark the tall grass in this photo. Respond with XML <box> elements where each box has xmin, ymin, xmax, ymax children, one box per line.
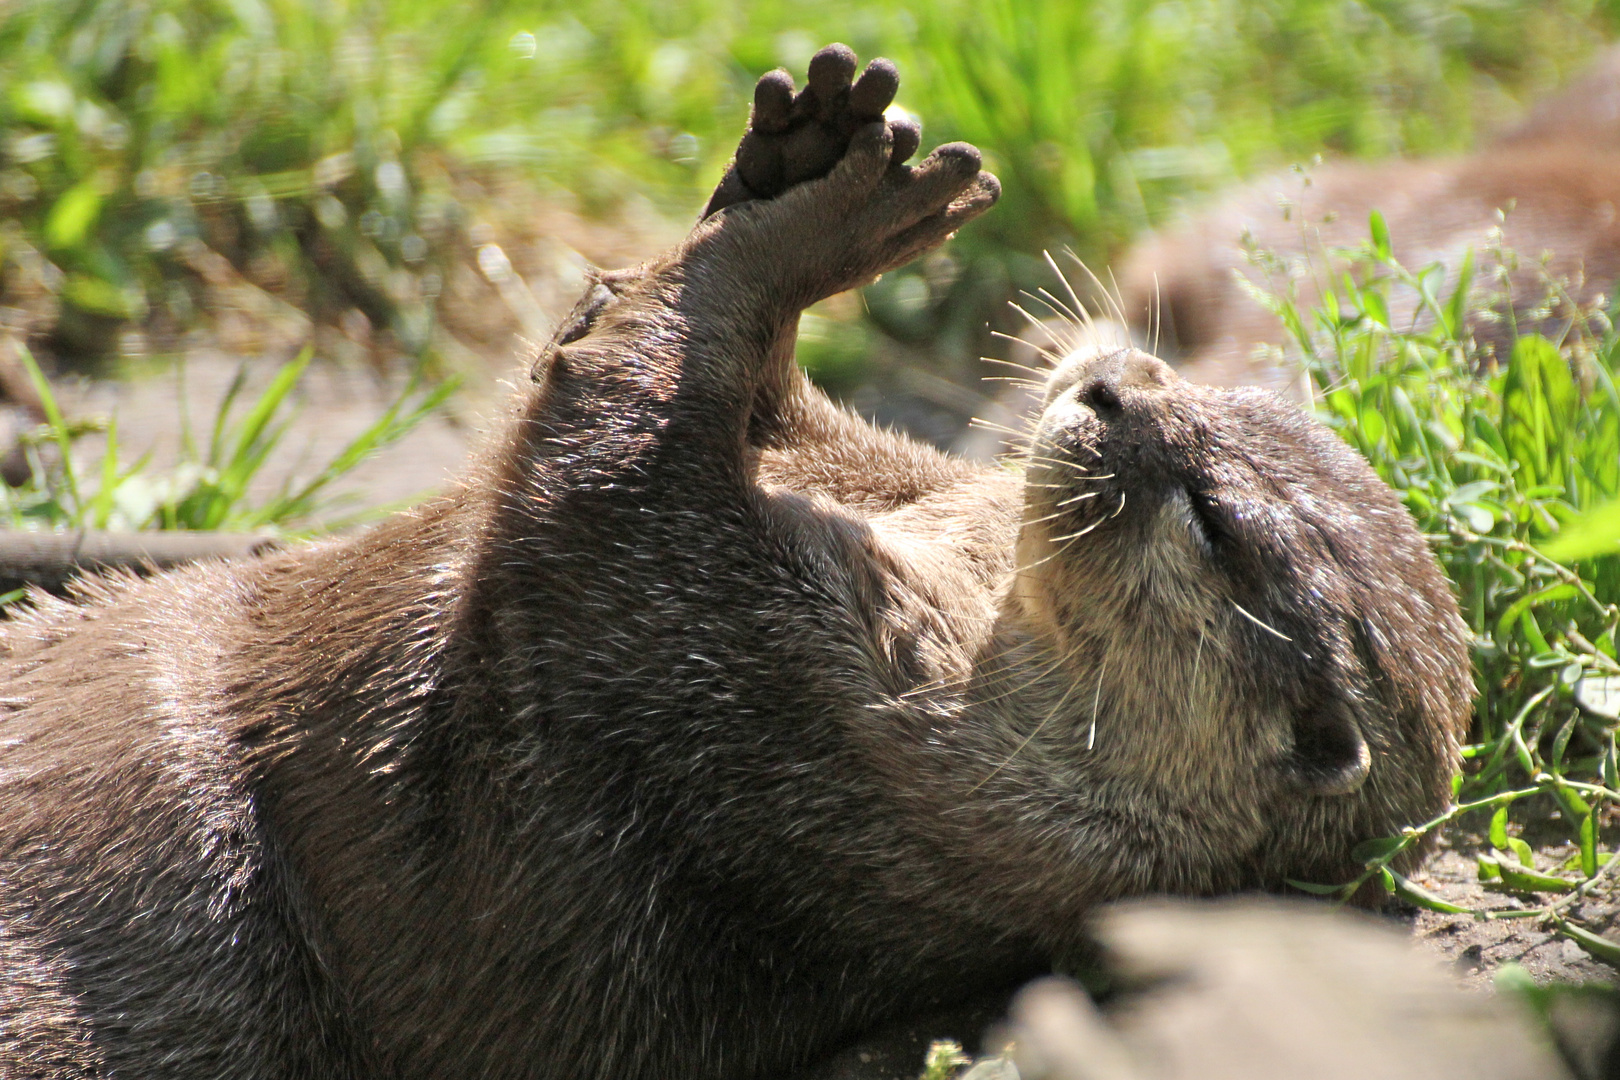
<box><xmin>5</xmin><ymin>342</ymin><xmax>455</xmax><ymax>534</ymax></box>
<box><xmin>0</xmin><ymin>0</ymin><xmax>526</xmax><ymax>361</ymax></box>
<box><xmin>1264</xmin><ymin>217</ymin><xmax>1620</xmax><ymax>961</ymax></box>
<box><xmin>2</xmin><ymin>0</ymin><xmax>1613</xmax><ymax>367</ymax></box>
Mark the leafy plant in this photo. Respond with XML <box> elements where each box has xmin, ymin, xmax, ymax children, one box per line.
<box><xmin>0</xmin><ymin>0</ymin><xmax>518</xmax><ymax>363</ymax></box>
<box><xmin>1265</xmin><ymin>213</ymin><xmax>1620</xmax><ymax>961</ymax></box>
<box><xmin>4</xmin><ymin>342</ymin><xmax>456</xmax><ymax>535</ymax></box>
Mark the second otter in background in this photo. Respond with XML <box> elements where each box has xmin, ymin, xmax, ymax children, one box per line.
<box><xmin>1118</xmin><ymin>46</ymin><xmax>1620</xmax><ymax>393</ymax></box>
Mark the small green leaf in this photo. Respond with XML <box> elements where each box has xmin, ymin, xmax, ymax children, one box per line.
<box><xmin>1285</xmin><ymin>878</ymin><xmax>1349</xmax><ymax>896</ymax></box>
<box><xmin>1493</xmin><ymin>962</ymin><xmax>1538</xmax><ymax>995</ymax></box>
<box><xmin>919</xmin><ymin>1040</ymin><xmax>970</xmax><ymax>1080</ymax></box>
<box><xmin>61</xmin><ymin>274</ymin><xmax>141</xmax><ymax>319</ymax></box>
<box><xmin>1494</xmin><ymin>584</ymin><xmax>1577</xmax><ymax>646</ymax></box>
<box><xmin>1580</xmin><ymin>813</ymin><xmax>1598</xmax><ymax>879</ymax></box>
<box><xmin>1388</xmin><ymin>869</ymin><xmax>1471</xmax><ymax>914</ymax></box>
<box><xmin>1362</xmin><ymin>289</ymin><xmax>1390</xmax><ymax>329</ymax></box>
<box><xmin>44</xmin><ymin>177</ymin><xmax>103</xmax><ymax>251</ymax></box>
<box><xmin>1555</xmin><ymin>919</ymin><xmax>1620</xmax><ymax>968</ymax></box>
<box><xmin>1489</xmin><ymin>806</ymin><xmax>1509</xmax><ymax>849</ymax></box>
<box><xmin>1443</xmin><ymin>248</ymin><xmax>1475</xmax><ymax>340</ymax></box>
<box><xmin>1493</xmin><ymin>844</ymin><xmax>1575</xmax><ymax>893</ymax></box>
<box><xmin>1553</xmin><ymin>782</ymin><xmax>1591</xmax><ymax>824</ymax></box>
<box><xmin>1351</xmin><ymin>836</ymin><xmax>1406</xmax><ymax>864</ymax></box>
<box><xmin>1545</xmin><ymin>497</ymin><xmax>1620</xmax><ymax>562</ymax></box>
<box><xmin>1369</xmin><ymin>210</ymin><xmax>1392</xmax><ymax>261</ymax></box>
<box><xmin>1521</xmin><ymin>609</ymin><xmax>1552</xmax><ymax>657</ymax></box>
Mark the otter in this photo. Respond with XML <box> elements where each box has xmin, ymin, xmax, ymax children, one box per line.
<box><xmin>1119</xmin><ymin>46</ymin><xmax>1620</xmax><ymax>391</ymax></box>
<box><xmin>0</xmin><ymin>46</ymin><xmax>1471</xmax><ymax>1080</ymax></box>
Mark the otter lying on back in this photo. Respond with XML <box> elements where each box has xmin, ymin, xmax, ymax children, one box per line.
<box><xmin>0</xmin><ymin>46</ymin><xmax>1470</xmax><ymax>1080</ymax></box>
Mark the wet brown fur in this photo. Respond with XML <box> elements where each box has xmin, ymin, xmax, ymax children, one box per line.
<box><xmin>0</xmin><ymin>48</ymin><xmax>1471</xmax><ymax>1080</ymax></box>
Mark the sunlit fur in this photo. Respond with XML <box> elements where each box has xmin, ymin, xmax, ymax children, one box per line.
<box><xmin>0</xmin><ymin>125</ymin><xmax>1468</xmax><ymax>1080</ymax></box>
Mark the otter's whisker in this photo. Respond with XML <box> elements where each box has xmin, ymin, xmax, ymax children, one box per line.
<box><xmin>968</xmin><ymin>418</ymin><xmax>1028</xmax><ymax>438</ymax></box>
<box><xmin>987</xmin><ymin>337</ymin><xmax>1064</xmax><ymax>370</ymax></box>
<box><xmin>1036</xmin><ymin>288</ymin><xmax>1089</xmax><ymax>334</ymax></box>
<box><xmin>971</xmin><ymin>647</ymin><xmax>1082</xmax><ymax>708</ymax></box>
<box><xmin>1014</xmin><ymin>522</ymin><xmax>1109</xmax><ymax>575</ymax></box>
<box><xmin>1024</xmin><ymin>286</ymin><xmax>1080</xmax><ymax>329</ymax></box>
<box><xmin>1086</xmin><ymin>654</ymin><xmax>1107</xmax><ymax>751</ymax></box>
<box><xmin>1013</xmin><ymin>544</ymin><xmax>1075</xmax><ymax>574</ymax></box>
<box><xmin>1106</xmin><ymin>266</ymin><xmax>1130</xmax><ymax>330</ymax></box>
<box><xmin>968</xmin><ymin>649</ymin><xmax>1090</xmax><ymax>793</ymax></box>
<box><xmin>1057</xmin><ymin>490</ymin><xmax>1102</xmax><ymax>506</ymax></box>
<box><xmin>1060</xmin><ymin>251</ymin><xmax>1129</xmax><ymax>329</ymax></box>
<box><xmin>1230</xmin><ymin>601</ymin><xmax>1292</xmax><ymax>642</ymax></box>
<box><xmin>1045</xmin><ymin>518</ymin><xmax>1111</xmax><ymax>545</ymax></box>
<box><xmin>936</xmin><ymin>632</ymin><xmax>1080</xmax><ymax>710</ymax></box>
<box><xmin>1151</xmin><ymin>272</ymin><xmax>1163</xmax><ymax>357</ymax></box>
<box><xmin>1186</xmin><ymin>624</ymin><xmax>1207</xmax><ymax>716</ymax></box>
<box><xmin>1045</xmin><ymin>250</ymin><xmax>1095</xmax><ymax>334</ymax></box>
<box><xmin>1020</xmin><ymin>292</ymin><xmax>1086</xmax><ymax>351</ymax></box>
<box><xmin>1025</xmin><ymin>455</ymin><xmax>1107</xmax><ymax>475</ymax></box>
<box><xmin>1008</xmin><ymin>302</ymin><xmax>1080</xmax><ymax>357</ymax></box>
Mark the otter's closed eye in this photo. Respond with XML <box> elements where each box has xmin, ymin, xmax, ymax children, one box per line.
<box><xmin>1185</xmin><ymin>487</ymin><xmax>1228</xmax><ymax>555</ymax></box>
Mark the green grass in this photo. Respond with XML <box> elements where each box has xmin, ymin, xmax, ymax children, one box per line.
<box><xmin>2</xmin><ymin>0</ymin><xmax>1615</xmax><ymax>369</ymax></box>
<box><xmin>1255</xmin><ymin>214</ymin><xmax>1620</xmax><ymax>962</ymax></box>
<box><xmin>4</xmin><ymin>342</ymin><xmax>455</xmax><ymax>534</ymax></box>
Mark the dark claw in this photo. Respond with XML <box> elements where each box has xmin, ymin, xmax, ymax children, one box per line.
<box><xmin>806</xmin><ymin>43</ymin><xmax>857</xmax><ymax>99</ymax></box>
<box><xmin>736</xmin><ymin>130</ymin><xmax>784</xmax><ymax>196</ymax></box>
<box><xmin>704</xmin><ymin>44</ymin><xmax>914</xmax><ymax>218</ymax></box>
<box><xmin>753</xmin><ymin>70</ymin><xmax>795</xmax><ymax>134</ymax></box>
<box><xmin>889</xmin><ymin>116</ymin><xmax>921</xmax><ymax>165</ymax></box>
<box><xmin>927</xmin><ymin>142</ymin><xmax>982</xmax><ymax>177</ymax></box>
<box><xmin>849</xmin><ymin>59</ymin><xmax>899</xmax><ymax>119</ymax></box>
<box><xmin>702</xmin><ymin>169</ymin><xmax>756</xmax><ymax>218</ymax></box>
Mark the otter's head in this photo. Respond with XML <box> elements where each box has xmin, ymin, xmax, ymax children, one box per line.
<box><xmin>1010</xmin><ymin>346</ymin><xmax>1472</xmax><ymax>885</ymax></box>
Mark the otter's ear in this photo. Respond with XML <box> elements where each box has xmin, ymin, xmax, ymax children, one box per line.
<box><xmin>1289</xmin><ymin>698</ymin><xmax>1371</xmax><ymax>796</ymax></box>
<box><xmin>531</xmin><ymin>277</ymin><xmax>614</xmax><ymax>381</ymax></box>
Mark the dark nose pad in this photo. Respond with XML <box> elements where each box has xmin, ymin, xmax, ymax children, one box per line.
<box><xmin>1075</xmin><ymin>350</ymin><xmax>1176</xmax><ymax>415</ymax></box>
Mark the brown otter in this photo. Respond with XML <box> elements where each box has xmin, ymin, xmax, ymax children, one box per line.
<box><xmin>0</xmin><ymin>46</ymin><xmax>1470</xmax><ymax>1080</ymax></box>
<box><xmin>1119</xmin><ymin>46</ymin><xmax>1620</xmax><ymax>391</ymax></box>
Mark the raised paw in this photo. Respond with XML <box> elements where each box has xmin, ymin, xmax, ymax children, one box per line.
<box><xmin>688</xmin><ymin>45</ymin><xmax>998</xmax><ymax>313</ymax></box>
<box><xmin>743</xmin><ymin>119</ymin><xmax>997</xmax><ymax>307</ymax></box>
<box><xmin>703</xmin><ymin>43</ymin><xmax>919</xmax><ymax>218</ymax></box>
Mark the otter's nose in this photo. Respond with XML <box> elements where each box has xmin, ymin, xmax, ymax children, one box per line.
<box><xmin>1073</xmin><ymin>349</ymin><xmax>1177</xmax><ymax>415</ymax></box>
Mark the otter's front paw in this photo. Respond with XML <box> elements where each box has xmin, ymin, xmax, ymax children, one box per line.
<box><xmin>702</xmin><ymin>43</ymin><xmax>919</xmax><ymax>217</ymax></box>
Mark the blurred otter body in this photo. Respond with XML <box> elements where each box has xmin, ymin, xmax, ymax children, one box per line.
<box><xmin>0</xmin><ymin>48</ymin><xmax>1470</xmax><ymax>1080</ymax></box>
<box><xmin>1121</xmin><ymin>48</ymin><xmax>1620</xmax><ymax>391</ymax></box>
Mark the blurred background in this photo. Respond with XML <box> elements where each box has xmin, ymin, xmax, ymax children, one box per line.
<box><xmin>2</xmin><ymin>0</ymin><xmax>1618</xmax><ymax>524</ymax></box>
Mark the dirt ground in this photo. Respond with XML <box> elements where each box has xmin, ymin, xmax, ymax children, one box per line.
<box><xmin>1402</xmin><ymin>828</ymin><xmax>1620</xmax><ymax>987</ymax></box>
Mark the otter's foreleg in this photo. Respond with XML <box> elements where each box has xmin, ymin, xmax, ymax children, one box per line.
<box><xmin>515</xmin><ymin>128</ymin><xmax>997</xmax><ymax>499</ymax></box>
